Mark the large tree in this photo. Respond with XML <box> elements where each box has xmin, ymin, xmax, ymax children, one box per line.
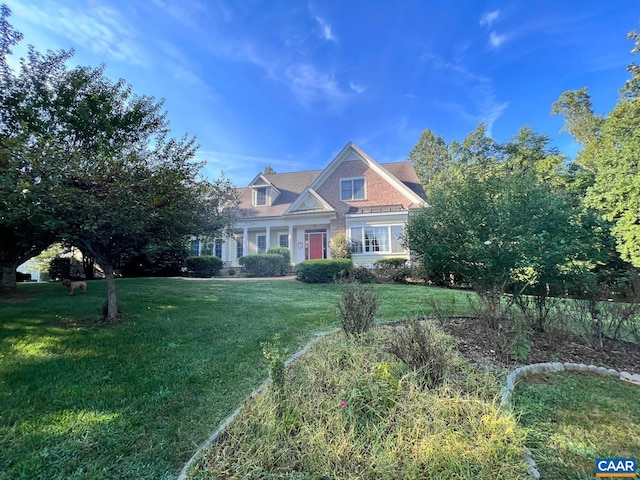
<box><xmin>552</xmin><ymin>29</ymin><xmax>640</xmax><ymax>267</ymax></box>
<box><xmin>0</xmin><ymin>6</ymin><xmax>72</xmax><ymax>291</ymax></box>
<box><xmin>50</xmin><ymin>65</ymin><xmax>238</xmax><ymax>320</ymax></box>
<box><xmin>1</xmin><ymin>10</ymin><xmax>239</xmax><ymax>315</ymax></box>
<box><xmin>408</xmin><ymin>128</ymin><xmax>450</xmax><ymax>188</ymax></box>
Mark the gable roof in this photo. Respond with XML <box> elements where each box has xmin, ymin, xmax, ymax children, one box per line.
<box><xmin>237</xmin><ymin>169</ymin><xmax>322</xmax><ymax>218</ymax></box>
<box><xmin>309</xmin><ymin>142</ymin><xmax>426</xmax><ymax>206</ymax></box>
<box><xmin>235</xmin><ymin>143</ymin><xmax>427</xmax><ymax>219</ymax></box>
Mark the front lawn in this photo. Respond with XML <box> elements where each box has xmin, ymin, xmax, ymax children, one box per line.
<box><xmin>513</xmin><ymin>372</ymin><xmax>640</xmax><ymax>479</ymax></box>
<box><xmin>0</xmin><ymin>278</ymin><xmax>464</xmax><ymax>479</ymax></box>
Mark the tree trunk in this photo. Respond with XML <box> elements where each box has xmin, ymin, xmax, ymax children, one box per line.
<box><xmin>0</xmin><ymin>263</ymin><xmax>18</xmax><ymax>293</ymax></box>
<box><xmin>103</xmin><ymin>263</ymin><xmax>119</xmax><ymax>321</ymax></box>
<box><xmin>83</xmin><ymin>255</ymin><xmax>96</xmax><ymax>280</ymax></box>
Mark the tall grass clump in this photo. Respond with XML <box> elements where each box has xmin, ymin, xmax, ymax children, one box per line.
<box><xmin>189</xmin><ymin>330</ymin><xmax>529</xmax><ymax>479</ymax></box>
<box><xmin>386</xmin><ymin>318</ymin><xmax>458</xmax><ymax>388</ymax></box>
<box><xmin>336</xmin><ymin>282</ymin><xmax>379</xmax><ymax>338</ymax></box>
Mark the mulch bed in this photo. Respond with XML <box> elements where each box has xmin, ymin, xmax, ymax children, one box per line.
<box><xmin>442</xmin><ymin>316</ymin><xmax>640</xmax><ymax>375</ymax></box>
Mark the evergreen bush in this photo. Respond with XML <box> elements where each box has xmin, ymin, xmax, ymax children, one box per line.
<box><xmin>295</xmin><ymin>259</ymin><xmax>353</xmax><ymax>283</ymax></box>
<box><xmin>239</xmin><ymin>254</ymin><xmax>285</xmax><ymax>277</ymax></box>
<box><xmin>184</xmin><ymin>255</ymin><xmax>223</xmax><ymax>277</ymax></box>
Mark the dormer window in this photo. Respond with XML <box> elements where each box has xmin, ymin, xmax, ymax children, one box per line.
<box><xmin>255</xmin><ymin>187</ymin><xmax>267</xmax><ymax>206</ymax></box>
<box><xmin>340</xmin><ymin>177</ymin><xmax>365</xmax><ymax>201</ymax></box>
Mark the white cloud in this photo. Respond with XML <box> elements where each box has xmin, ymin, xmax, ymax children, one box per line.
<box><xmin>7</xmin><ymin>1</ymin><xmax>148</xmax><ymax>66</ymax></box>
<box><xmin>488</xmin><ymin>31</ymin><xmax>507</xmax><ymax>48</ymax></box>
<box><xmin>285</xmin><ymin>64</ymin><xmax>345</xmax><ymax>102</ymax></box>
<box><xmin>315</xmin><ymin>16</ymin><xmax>337</xmax><ymax>42</ymax></box>
<box><xmin>422</xmin><ymin>51</ymin><xmax>508</xmax><ymax>135</ymax></box>
<box><xmin>349</xmin><ymin>82</ymin><xmax>366</xmax><ymax>94</ymax></box>
<box><xmin>480</xmin><ymin>10</ymin><xmax>500</xmax><ymax>27</ymax></box>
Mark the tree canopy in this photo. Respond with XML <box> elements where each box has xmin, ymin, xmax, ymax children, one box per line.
<box><xmin>0</xmin><ymin>8</ymin><xmax>239</xmax><ymax>320</ymax></box>
<box><xmin>551</xmin><ymin>28</ymin><xmax>640</xmax><ymax>267</ymax></box>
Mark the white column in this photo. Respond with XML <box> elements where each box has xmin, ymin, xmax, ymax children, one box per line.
<box><xmin>288</xmin><ymin>225</ymin><xmax>293</xmax><ymax>262</ymax></box>
<box><xmin>266</xmin><ymin>226</ymin><xmax>271</xmax><ymax>250</ymax></box>
<box><xmin>243</xmin><ymin>227</ymin><xmax>248</xmax><ymax>256</ymax></box>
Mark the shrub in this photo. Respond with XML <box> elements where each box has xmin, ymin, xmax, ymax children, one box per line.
<box><xmin>343</xmin><ymin>265</ymin><xmax>377</xmax><ymax>284</ymax></box>
<box><xmin>386</xmin><ymin>318</ymin><xmax>456</xmax><ymax>388</ymax></box>
<box><xmin>373</xmin><ymin>257</ymin><xmax>410</xmax><ymax>282</ymax></box>
<box><xmin>184</xmin><ymin>255</ymin><xmax>223</xmax><ymax>277</ymax></box>
<box><xmin>266</xmin><ymin>247</ymin><xmax>291</xmax><ymax>275</ymax></box>
<box><xmin>336</xmin><ymin>282</ymin><xmax>379</xmax><ymax>338</ymax></box>
<box><xmin>330</xmin><ymin>232</ymin><xmax>351</xmax><ymax>259</ymax></box>
<box><xmin>239</xmin><ymin>254</ymin><xmax>284</xmax><ymax>277</ymax></box>
<box><xmin>295</xmin><ymin>259</ymin><xmax>353</xmax><ymax>283</ymax></box>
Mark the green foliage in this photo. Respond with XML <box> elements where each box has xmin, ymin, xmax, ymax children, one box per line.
<box><xmin>266</xmin><ymin>246</ymin><xmax>290</xmax><ymax>274</ymax></box>
<box><xmin>48</xmin><ymin>256</ymin><xmax>71</xmax><ymax>281</ymax></box>
<box><xmin>386</xmin><ymin>319</ymin><xmax>457</xmax><ymax>388</ymax></box>
<box><xmin>582</xmin><ymin>96</ymin><xmax>640</xmax><ymax>266</ymax></box>
<box><xmin>0</xmin><ymin>8</ymin><xmax>72</xmax><ymax>291</ymax></box>
<box><xmin>408</xmin><ymin>128</ymin><xmax>451</xmax><ymax>187</ymax></box>
<box><xmin>344</xmin><ymin>265</ymin><xmax>377</xmax><ymax>283</ymax></box>
<box><xmin>0</xmin><ymin>10</ymin><xmax>239</xmax><ymax>309</ymax></box>
<box><xmin>184</xmin><ymin>255</ymin><xmax>223</xmax><ymax>277</ymax></box>
<box><xmin>261</xmin><ymin>334</ymin><xmax>287</xmax><ymax>398</ymax></box>
<box><xmin>294</xmin><ymin>259</ymin><xmax>353</xmax><ymax>283</ymax></box>
<box><xmin>329</xmin><ymin>232</ymin><xmax>351</xmax><ymax>259</ymax></box>
<box><xmin>406</xmin><ymin>170</ymin><xmax>587</xmax><ymax>326</ymax></box>
<box><xmin>373</xmin><ymin>257</ymin><xmax>411</xmax><ymax>283</ymax></box>
<box><xmin>239</xmin><ymin>254</ymin><xmax>285</xmax><ymax>277</ymax></box>
<box><xmin>119</xmin><ymin>239</ymin><xmax>188</xmax><ymax>277</ymax></box>
<box><xmin>336</xmin><ymin>282</ymin><xmax>379</xmax><ymax>338</ymax></box>
<box><xmin>551</xmin><ymin>31</ymin><xmax>640</xmax><ymax>268</ymax></box>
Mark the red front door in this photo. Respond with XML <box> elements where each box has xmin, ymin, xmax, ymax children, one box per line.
<box><xmin>308</xmin><ymin>233</ymin><xmax>324</xmax><ymax>259</ymax></box>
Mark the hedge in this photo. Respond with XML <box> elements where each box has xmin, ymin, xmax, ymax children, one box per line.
<box><xmin>239</xmin><ymin>254</ymin><xmax>285</xmax><ymax>277</ymax></box>
<box><xmin>266</xmin><ymin>247</ymin><xmax>291</xmax><ymax>275</ymax></box>
<box><xmin>295</xmin><ymin>259</ymin><xmax>353</xmax><ymax>283</ymax></box>
<box><xmin>184</xmin><ymin>256</ymin><xmax>223</xmax><ymax>277</ymax></box>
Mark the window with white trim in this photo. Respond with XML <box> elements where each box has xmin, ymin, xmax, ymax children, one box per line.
<box><xmin>350</xmin><ymin>225</ymin><xmax>406</xmax><ymax>254</ymax></box>
<box><xmin>214</xmin><ymin>239</ymin><xmax>223</xmax><ymax>258</ymax></box>
<box><xmin>255</xmin><ymin>187</ymin><xmax>268</xmax><ymax>206</ymax></box>
<box><xmin>340</xmin><ymin>177</ymin><xmax>365</xmax><ymax>201</ymax></box>
<box><xmin>279</xmin><ymin>233</ymin><xmax>289</xmax><ymax>248</ymax></box>
<box><xmin>236</xmin><ymin>236</ymin><xmax>243</xmax><ymax>258</ymax></box>
<box><xmin>257</xmin><ymin>234</ymin><xmax>267</xmax><ymax>254</ymax></box>
<box><xmin>189</xmin><ymin>239</ymin><xmax>200</xmax><ymax>257</ymax></box>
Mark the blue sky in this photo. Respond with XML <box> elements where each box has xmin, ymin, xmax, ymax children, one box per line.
<box><xmin>4</xmin><ymin>1</ymin><xmax>639</xmax><ymax>186</ymax></box>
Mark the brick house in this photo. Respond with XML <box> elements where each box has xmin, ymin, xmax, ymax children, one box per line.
<box><xmin>190</xmin><ymin>142</ymin><xmax>427</xmax><ymax>267</ymax></box>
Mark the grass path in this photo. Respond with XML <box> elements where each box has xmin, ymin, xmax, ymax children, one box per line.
<box><xmin>0</xmin><ymin>278</ymin><xmax>464</xmax><ymax>479</ymax></box>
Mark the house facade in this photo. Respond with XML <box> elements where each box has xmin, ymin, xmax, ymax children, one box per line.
<box><xmin>190</xmin><ymin>142</ymin><xmax>427</xmax><ymax>267</ymax></box>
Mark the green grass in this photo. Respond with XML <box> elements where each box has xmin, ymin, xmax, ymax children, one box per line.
<box><xmin>513</xmin><ymin>372</ymin><xmax>640</xmax><ymax>479</ymax></box>
<box><xmin>190</xmin><ymin>329</ymin><xmax>529</xmax><ymax>479</ymax></box>
<box><xmin>0</xmin><ymin>278</ymin><xmax>467</xmax><ymax>479</ymax></box>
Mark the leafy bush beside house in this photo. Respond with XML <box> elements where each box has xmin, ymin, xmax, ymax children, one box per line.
<box><xmin>295</xmin><ymin>259</ymin><xmax>353</xmax><ymax>283</ymax></box>
<box><xmin>239</xmin><ymin>254</ymin><xmax>285</xmax><ymax>277</ymax></box>
<box><xmin>266</xmin><ymin>247</ymin><xmax>291</xmax><ymax>275</ymax></box>
<box><xmin>184</xmin><ymin>256</ymin><xmax>223</xmax><ymax>277</ymax></box>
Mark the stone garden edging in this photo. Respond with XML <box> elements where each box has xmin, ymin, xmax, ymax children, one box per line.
<box><xmin>500</xmin><ymin>362</ymin><xmax>640</xmax><ymax>479</ymax></box>
<box><xmin>177</xmin><ymin>329</ymin><xmax>339</xmax><ymax>480</ymax></box>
